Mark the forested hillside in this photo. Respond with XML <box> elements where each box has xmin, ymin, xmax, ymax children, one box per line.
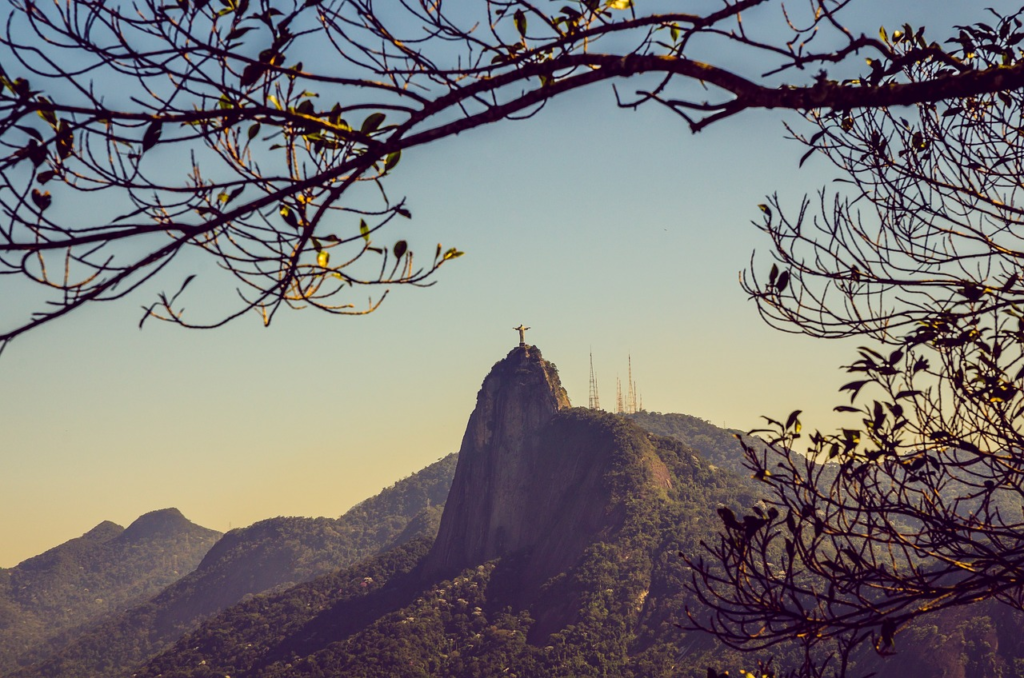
<box><xmin>133</xmin><ymin>411</ymin><xmax>762</xmax><ymax>678</ymax></box>
<box><xmin>0</xmin><ymin>509</ymin><xmax>221</xmax><ymax>673</ymax></box>
<box><xmin>13</xmin><ymin>408</ymin><xmax>1019</xmax><ymax>678</ymax></box>
<box><xmin>626</xmin><ymin>411</ymin><xmax>751</xmax><ymax>474</ymax></box>
<box><xmin>15</xmin><ymin>454</ymin><xmax>457</xmax><ymax>678</ymax></box>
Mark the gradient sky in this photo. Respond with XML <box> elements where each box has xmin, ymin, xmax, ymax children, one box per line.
<box><xmin>0</xmin><ymin>1</ymin><xmax>988</xmax><ymax>567</ymax></box>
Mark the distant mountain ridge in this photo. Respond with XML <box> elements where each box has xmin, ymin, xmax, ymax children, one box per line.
<box><xmin>12</xmin><ymin>350</ymin><xmax>1024</xmax><ymax>678</ymax></box>
<box><xmin>625</xmin><ymin>411</ymin><xmax>753</xmax><ymax>475</ymax></box>
<box><xmin>16</xmin><ymin>454</ymin><xmax>458</xmax><ymax>678</ymax></box>
<box><xmin>1</xmin><ymin>358</ymin><xmax>768</xmax><ymax>678</ymax></box>
<box><xmin>129</xmin><ymin>346</ymin><xmax>760</xmax><ymax>677</ymax></box>
<box><xmin>0</xmin><ymin>508</ymin><xmax>221</xmax><ymax>673</ymax></box>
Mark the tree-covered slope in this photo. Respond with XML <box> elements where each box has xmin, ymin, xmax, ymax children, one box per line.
<box><xmin>133</xmin><ymin>411</ymin><xmax>760</xmax><ymax>678</ymax></box>
<box><xmin>16</xmin><ymin>453</ymin><xmax>457</xmax><ymax>678</ymax></box>
<box><xmin>0</xmin><ymin>509</ymin><xmax>221</xmax><ymax>673</ymax></box>
<box><xmin>626</xmin><ymin>411</ymin><xmax>751</xmax><ymax>475</ymax></box>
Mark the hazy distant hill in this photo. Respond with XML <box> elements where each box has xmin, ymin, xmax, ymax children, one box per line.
<box><xmin>18</xmin><ymin>454</ymin><xmax>456</xmax><ymax>678</ymax></box>
<box><xmin>132</xmin><ymin>347</ymin><xmax>761</xmax><ymax>678</ymax></box>
<box><xmin>16</xmin><ymin>406</ymin><xmax>769</xmax><ymax>677</ymax></box>
<box><xmin>0</xmin><ymin>508</ymin><xmax>221</xmax><ymax>673</ymax></box>
<box><xmin>26</xmin><ymin>347</ymin><xmax>1019</xmax><ymax>677</ymax></box>
<box><xmin>626</xmin><ymin>411</ymin><xmax>753</xmax><ymax>475</ymax></box>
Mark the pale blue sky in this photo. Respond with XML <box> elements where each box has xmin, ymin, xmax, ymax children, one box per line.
<box><xmin>0</xmin><ymin>1</ymin><xmax>990</xmax><ymax>566</ymax></box>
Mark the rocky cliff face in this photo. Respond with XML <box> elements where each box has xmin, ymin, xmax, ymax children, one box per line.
<box><xmin>423</xmin><ymin>344</ymin><xmax>574</xmax><ymax>579</ymax></box>
<box><xmin>118</xmin><ymin>347</ymin><xmax>763</xmax><ymax>678</ymax></box>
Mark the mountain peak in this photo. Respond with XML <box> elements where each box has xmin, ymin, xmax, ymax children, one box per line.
<box><xmin>81</xmin><ymin>520</ymin><xmax>125</xmax><ymax>542</ymax></box>
<box><xmin>423</xmin><ymin>344</ymin><xmax>570</xmax><ymax>577</ymax></box>
<box><xmin>120</xmin><ymin>508</ymin><xmax>193</xmax><ymax>541</ymax></box>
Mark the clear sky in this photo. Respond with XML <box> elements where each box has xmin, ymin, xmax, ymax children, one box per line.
<box><xmin>0</xmin><ymin>1</ymin><xmax>987</xmax><ymax>567</ymax></box>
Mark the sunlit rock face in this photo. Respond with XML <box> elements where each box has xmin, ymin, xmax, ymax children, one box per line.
<box><xmin>424</xmin><ymin>345</ymin><xmax>572</xmax><ymax>578</ymax></box>
<box><xmin>424</xmin><ymin>344</ymin><xmax>679</xmax><ymax>637</ymax></box>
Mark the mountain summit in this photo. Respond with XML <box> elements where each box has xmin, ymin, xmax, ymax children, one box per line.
<box><xmin>424</xmin><ymin>344</ymin><xmax>570</xmax><ymax>578</ymax></box>
<box><xmin>110</xmin><ymin>345</ymin><xmax>762</xmax><ymax>677</ymax></box>
<box><xmin>0</xmin><ymin>509</ymin><xmax>220</xmax><ymax>674</ymax></box>
<box><xmin>120</xmin><ymin>508</ymin><xmax>195</xmax><ymax>542</ymax></box>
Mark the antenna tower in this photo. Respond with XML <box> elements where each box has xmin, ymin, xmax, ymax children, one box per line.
<box><xmin>626</xmin><ymin>355</ymin><xmax>638</xmax><ymax>414</ymax></box>
<box><xmin>616</xmin><ymin>377</ymin><xmax>624</xmax><ymax>414</ymax></box>
<box><xmin>588</xmin><ymin>351</ymin><xmax>601</xmax><ymax>410</ymax></box>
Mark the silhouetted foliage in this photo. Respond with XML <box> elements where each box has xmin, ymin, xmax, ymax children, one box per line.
<box><xmin>687</xmin><ymin>8</ymin><xmax>1024</xmax><ymax>677</ymax></box>
<box><xmin>3</xmin><ymin>1</ymin><xmax>1024</xmax><ymax>348</ymax></box>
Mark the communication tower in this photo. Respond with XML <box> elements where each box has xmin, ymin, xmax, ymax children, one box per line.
<box><xmin>626</xmin><ymin>355</ymin><xmax>637</xmax><ymax>414</ymax></box>
<box><xmin>616</xmin><ymin>377</ymin><xmax>624</xmax><ymax>414</ymax></box>
<box><xmin>588</xmin><ymin>351</ymin><xmax>601</xmax><ymax>410</ymax></box>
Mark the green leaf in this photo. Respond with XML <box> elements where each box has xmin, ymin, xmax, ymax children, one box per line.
<box><xmin>55</xmin><ymin>121</ymin><xmax>73</xmax><ymax>160</ymax></box>
<box><xmin>36</xmin><ymin>99</ymin><xmax>57</xmax><ymax>127</ymax></box>
<box><xmin>758</xmin><ymin>203</ymin><xmax>772</xmax><ymax>219</ymax></box>
<box><xmin>514</xmin><ymin>9</ymin><xmax>527</xmax><ymax>37</ymax></box>
<box><xmin>248</xmin><ymin>122</ymin><xmax>261</xmax><ymax>140</ymax></box>
<box><xmin>606</xmin><ymin>0</ymin><xmax>632</xmax><ymax>9</ymax></box>
<box><xmin>776</xmin><ymin>270</ymin><xmax>790</xmax><ymax>292</ymax></box>
<box><xmin>840</xmin><ymin>380</ymin><xmax>870</xmax><ymax>402</ymax></box>
<box><xmin>221</xmin><ymin>186</ymin><xmax>243</xmax><ymax>204</ymax></box>
<box><xmin>280</xmin><ymin>204</ymin><xmax>300</xmax><ymax>229</ymax></box>
<box><xmin>359</xmin><ymin>219</ymin><xmax>370</xmax><ymax>241</ymax></box>
<box><xmin>317</xmin><ymin>250</ymin><xmax>329</xmax><ymax>268</ymax></box>
<box><xmin>240</xmin><ymin>63</ymin><xmax>265</xmax><ymax>88</ymax></box>
<box><xmin>799</xmin><ymin>147</ymin><xmax>816</xmax><ymax>167</ymax></box>
<box><xmin>11</xmin><ymin>78</ymin><xmax>30</xmax><ymax>99</ymax></box>
<box><xmin>142</xmin><ymin>121</ymin><xmax>162</xmax><ymax>152</ymax></box>
<box><xmin>393</xmin><ymin>240</ymin><xmax>408</xmax><ymax>258</ymax></box>
<box><xmin>16</xmin><ymin>125</ymin><xmax>42</xmax><ymax>142</ymax></box>
<box><xmin>360</xmin><ymin>112</ymin><xmax>386</xmax><ymax>135</ymax></box>
<box><xmin>384</xmin><ymin>150</ymin><xmax>401</xmax><ymax>172</ymax></box>
<box><xmin>227</xmin><ymin>26</ymin><xmax>256</xmax><ymax>41</ymax></box>
<box><xmin>31</xmin><ymin>189</ymin><xmax>51</xmax><ymax>211</ymax></box>
<box><xmin>879</xmin><ymin>25</ymin><xmax>888</xmax><ymax>43</ymax></box>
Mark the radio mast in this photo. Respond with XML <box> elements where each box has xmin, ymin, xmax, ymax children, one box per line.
<box><xmin>626</xmin><ymin>355</ymin><xmax>636</xmax><ymax>414</ymax></box>
<box><xmin>588</xmin><ymin>351</ymin><xmax>601</xmax><ymax>410</ymax></box>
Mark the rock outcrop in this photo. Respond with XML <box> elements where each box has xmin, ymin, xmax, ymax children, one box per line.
<box><xmin>116</xmin><ymin>346</ymin><xmax>763</xmax><ymax>678</ymax></box>
<box><xmin>424</xmin><ymin>344</ymin><xmax>575</xmax><ymax>579</ymax></box>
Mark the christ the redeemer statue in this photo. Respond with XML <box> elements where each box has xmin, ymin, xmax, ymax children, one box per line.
<box><xmin>514</xmin><ymin>325</ymin><xmax>530</xmax><ymax>347</ymax></box>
